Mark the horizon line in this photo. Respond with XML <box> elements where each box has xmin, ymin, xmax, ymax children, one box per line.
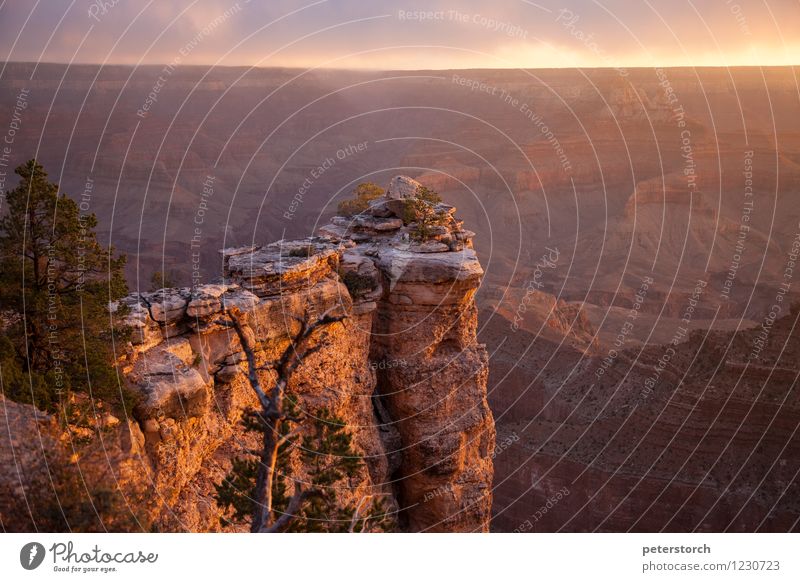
<box><xmin>2</xmin><ymin>60</ymin><xmax>799</xmax><ymax>73</ymax></box>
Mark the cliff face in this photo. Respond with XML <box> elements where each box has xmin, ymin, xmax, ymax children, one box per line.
<box><xmin>109</xmin><ymin>176</ymin><xmax>494</xmax><ymax>532</ymax></box>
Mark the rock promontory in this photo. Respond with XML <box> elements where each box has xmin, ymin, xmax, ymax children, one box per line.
<box><xmin>4</xmin><ymin>176</ymin><xmax>495</xmax><ymax>532</ymax></box>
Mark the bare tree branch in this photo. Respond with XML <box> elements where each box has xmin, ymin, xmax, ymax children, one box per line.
<box><xmin>216</xmin><ymin>310</ymin><xmax>271</xmax><ymax>411</ymax></box>
<box><xmin>218</xmin><ymin>303</ymin><xmax>347</xmax><ymax>533</ymax></box>
<box><xmin>276</xmin><ymin>428</ymin><xmax>301</xmax><ymax>449</ymax></box>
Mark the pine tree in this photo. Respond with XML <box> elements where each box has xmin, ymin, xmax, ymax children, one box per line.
<box><xmin>0</xmin><ymin>160</ymin><xmax>129</xmax><ymax>413</ymax></box>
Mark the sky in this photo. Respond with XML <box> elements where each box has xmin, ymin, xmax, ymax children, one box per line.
<box><xmin>0</xmin><ymin>0</ymin><xmax>798</xmax><ymax>70</ymax></box>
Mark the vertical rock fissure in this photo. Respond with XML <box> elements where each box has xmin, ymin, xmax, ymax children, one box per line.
<box><xmin>111</xmin><ymin>176</ymin><xmax>494</xmax><ymax>532</ymax></box>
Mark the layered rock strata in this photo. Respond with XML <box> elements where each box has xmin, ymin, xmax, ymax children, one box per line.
<box><xmin>108</xmin><ymin>176</ymin><xmax>495</xmax><ymax>531</ymax></box>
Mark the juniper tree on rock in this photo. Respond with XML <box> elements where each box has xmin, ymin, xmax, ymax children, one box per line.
<box><xmin>408</xmin><ymin>186</ymin><xmax>446</xmax><ymax>242</ymax></box>
<box><xmin>213</xmin><ymin>306</ymin><xmax>391</xmax><ymax>533</ymax></box>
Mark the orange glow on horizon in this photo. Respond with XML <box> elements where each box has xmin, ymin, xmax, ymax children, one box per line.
<box><xmin>103</xmin><ymin>42</ymin><xmax>799</xmax><ymax>71</ymax></box>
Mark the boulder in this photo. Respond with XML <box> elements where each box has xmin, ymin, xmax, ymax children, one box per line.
<box><xmin>143</xmin><ymin>289</ymin><xmax>191</xmax><ymax>325</ymax></box>
<box><xmin>386</xmin><ymin>175</ymin><xmax>423</xmax><ymax>199</ymax></box>
<box><xmin>127</xmin><ymin>341</ymin><xmax>209</xmax><ymax>419</ymax></box>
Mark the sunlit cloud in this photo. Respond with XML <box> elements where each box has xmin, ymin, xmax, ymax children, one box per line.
<box><xmin>1</xmin><ymin>0</ymin><xmax>797</xmax><ymax>69</ymax></box>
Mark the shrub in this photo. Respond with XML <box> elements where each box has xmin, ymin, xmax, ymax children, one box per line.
<box><xmin>415</xmin><ymin>185</ymin><xmax>442</xmax><ymax>204</ymax></box>
<box><xmin>398</xmin><ymin>198</ymin><xmax>419</xmax><ymax>225</ymax></box>
<box><xmin>410</xmin><ymin>201</ymin><xmax>447</xmax><ymax>242</ymax></box>
<box><xmin>336</xmin><ymin>182</ymin><xmax>384</xmax><ymax>217</ymax></box>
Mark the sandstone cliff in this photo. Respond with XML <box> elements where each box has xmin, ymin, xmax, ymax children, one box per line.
<box><xmin>0</xmin><ymin>176</ymin><xmax>494</xmax><ymax>532</ymax></box>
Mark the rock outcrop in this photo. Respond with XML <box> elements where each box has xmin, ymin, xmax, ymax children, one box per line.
<box><xmin>107</xmin><ymin>176</ymin><xmax>494</xmax><ymax>532</ymax></box>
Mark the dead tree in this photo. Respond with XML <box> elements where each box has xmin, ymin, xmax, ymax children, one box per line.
<box><xmin>215</xmin><ymin>305</ymin><xmax>346</xmax><ymax>532</ymax></box>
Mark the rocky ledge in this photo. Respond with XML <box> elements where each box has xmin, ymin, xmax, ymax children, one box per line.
<box><xmin>111</xmin><ymin>175</ymin><xmax>495</xmax><ymax>532</ymax></box>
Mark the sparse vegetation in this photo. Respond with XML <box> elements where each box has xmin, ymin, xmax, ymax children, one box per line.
<box><xmin>400</xmin><ymin>199</ymin><xmax>418</xmax><ymax>226</ymax></box>
<box><xmin>415</xmin><ymin>185</ymin><xmax>442</xmax><ymax>205</ymax></box>
<box><xmin>149</xmin><ymin>269</ymin><xmax>178</xmax><ymax>291</ymax></box>
<box><xmin>212</xmin><ymin>307</ymin><xmax>391</xmax><ymax>532</ymax></box>
<box><xmin>410</xmin><ymin>187</ymin><xmax>447</xmax><ymax>242</ymax></box>
<box><xmin>216</xmin><ymin>399</ymin><xmax>391</xmax><ymax>532</ymax></box>
<box><xmin>397</xmin><ymin>186</ymin><xmax>447</xmax><ymax>241</ymax></box>
<box><xmin>336</xmin><ymin>182</ymin><xmax>384</xmax><ymax>217</ymax></box>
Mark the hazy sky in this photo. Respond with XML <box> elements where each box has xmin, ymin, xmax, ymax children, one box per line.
<box><xmin>1</xmin><ymin>0</ymin><xmax>798</xmax><ymax>70</ymax></box>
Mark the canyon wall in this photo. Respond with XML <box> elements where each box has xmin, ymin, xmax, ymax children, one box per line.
<box><xmin>1</xmin><ymin>176</ymin><xmax>493</xmax><ymax>532</ymax></box>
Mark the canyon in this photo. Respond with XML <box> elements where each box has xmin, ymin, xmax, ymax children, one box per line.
<box><xmin>0</xmin><ymin>176</ymin><xmax>495</xmax><ymax>532</ymax></box>
<box><xmin>487</xmin><ymin>306</ymin><xmax>800</xmax><ymax>532</ymax></box>
<box><xmin>1</xmin><ymin>64</ymin><xmax>799</xmax><ymax>531</ymax></box>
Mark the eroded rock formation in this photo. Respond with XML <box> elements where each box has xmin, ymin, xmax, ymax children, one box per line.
<box><xmin>5</xmin><ymin>176</ymin><xmax>494</xmax><ymax>532</ymax></box>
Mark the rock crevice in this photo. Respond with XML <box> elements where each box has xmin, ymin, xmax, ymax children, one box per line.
<box><xmin>115</xmin><ymin>175</ymin><xmax>494</xmax><ymax>532</ymax></box>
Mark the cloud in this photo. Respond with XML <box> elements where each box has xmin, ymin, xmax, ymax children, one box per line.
<box><xmin>1</xmin><ymin>0</ymin><xmax>798</xmax><ymax>69</ymax></box>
